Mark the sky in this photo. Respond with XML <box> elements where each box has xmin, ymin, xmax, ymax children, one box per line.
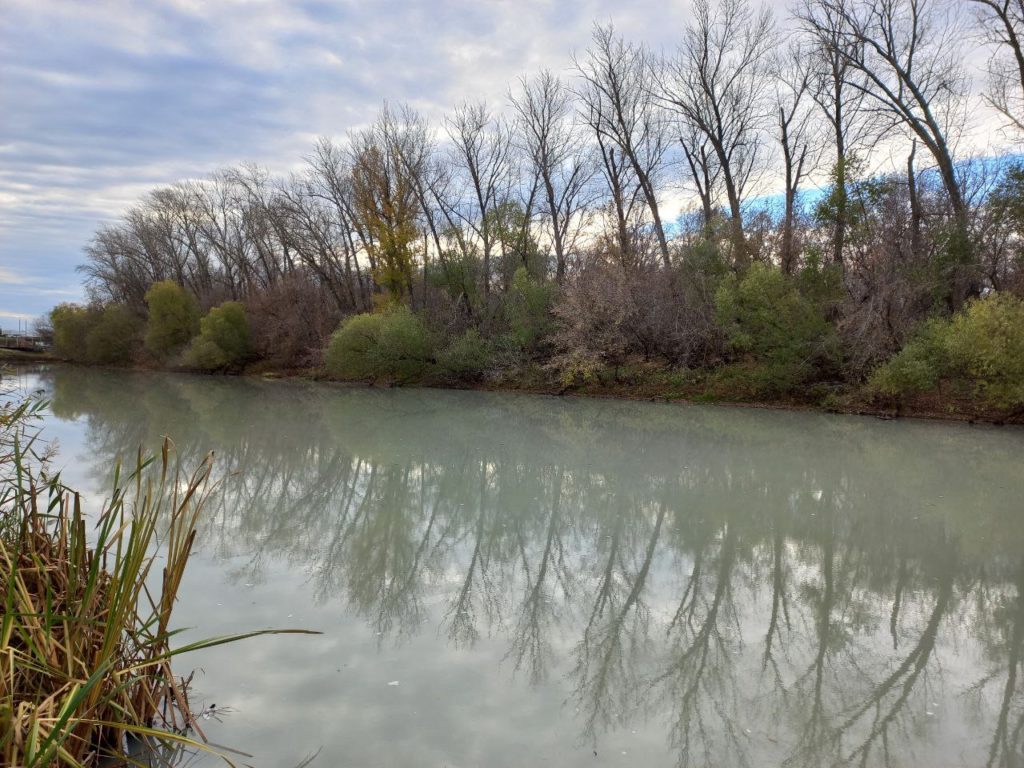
<box><xmin>0</xmin><ymin>0</ymin><xmax>999</xmax><ymax>328</ymax></box>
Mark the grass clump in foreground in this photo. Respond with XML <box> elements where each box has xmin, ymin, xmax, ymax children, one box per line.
<box><xmin>0</xmin><ymin>394</ymin><xmax>314</xmax><ymax>767</ymax></box>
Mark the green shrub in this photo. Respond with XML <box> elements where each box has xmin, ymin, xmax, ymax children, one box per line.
<box><xmin>553</xmin><ymin>350</ymin><xmax>606</xmax><ymax>388</ymax></box>
<box><xmin>144</xmin><ymin>281</ymin><xmax>199</xmax><ymax>359</ymax></box>
<box><xmin>868</xmin><ymin>320</ymin><xmax>949</xmax><ymax>398</ymax></box>
<box><xmin>869</xmin><ymin>293</ymin><xmax>1024</xmax><ymax>409</ymax></box>
<box><xmin>182</xmin><ymin>337</ymin><xmax>221</xmax><ymax>371</ymax></box>
<box><xmin>184</xmin><ymin>301</ymin><xmax>253</xmax><ymax>371</ymax></box>
<box><xmin>707</xmin><ymin>361</ymin><xmax>795</xmax><ymax>400</ymax></box>
<box><xmin>326</xmin><ymin>313</ymin><xmax>381</xmax><ymax>380</ymax></box>
<box><xmin>50</xmin><ymin>303</ymin><xmax>140</xmax><ymax>365</ymax></box>
<box><xmin>947</xmin><ymin>293</ymin><xmax>1024</xmax><ymax>407</ymax></box>
<box><xmin>437</xmin><ymin>329</ymin><xmax>493</xmax><ymax>381</ymax></box>
<box><xmin>714</xmin><ymin>264</ymin><xmax>838</xmax><ymax>395</ymax></box>
<box><xmin>84</xmin><ymin>304</ymin><xmax>141</xmax><ymax>365</ymax></box>
<box><xmin>50</xmin><ymin>303</ymin><xmax>99</xmax><ymax>362</ymax></box>
<box><xmin>501</xmin><ymin>267</ymin><xmax>553</xmax><ymax>355</ymax></box>
<box><xmin>326</xmin><ymin>306</ymin><xmax>433</xmax><ymax>382</ymax></box>
<box><xmin>795</xmin><ymin>251</ymin><xmax>843</xmax><ymax>308</ymax></box>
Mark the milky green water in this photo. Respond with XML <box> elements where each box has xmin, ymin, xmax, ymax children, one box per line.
<box><xmin>17</xmin><ymin>365</ymin><xmax>1024</xmax><ymax>767</ymax></box>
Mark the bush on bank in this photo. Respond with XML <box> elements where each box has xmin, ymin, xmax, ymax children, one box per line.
<box><xmin>49</xmin><ymin>287</ymin><xmax>257</xmax><ymax>372</ymax></box>
<box><xmin>325</xmin><ymin>305</ymin><xmax>434</xmax><ymax>383</ymax></box>
<box><xmin>50</xmin><ymin>303</ymin><xmax>99</xmax><ymax>362</ymax></box>
<box><xmin>144</xmin><ymin>280</ymin><xmax>200</xmax><ymax>360</ymax></box>
<box><xmin>870</xmin><ymin>292</ymin><xmax>1024</xmax><ymax>410</ymax></box>
<box><xmin>436</xmin><ymin>328</ymin><xmax>492</xmax><ymax>381</ymax></box>
<box><xmin>86</xmin><ymin>304</ymin><xmax>142</xmax><ymax>364</ymax></box>
<box><xmin>50</xmin><ymin>302</ymin><xmax>140</xmax><ymax>365</ymax></box>
<box><xmin>713</xmin><ymin>263</ymin><xmax>840</xmax><ymax>397</ymax></box>
<box><xmin>184</xmin><ymin>300</ymin><xmax>254</xmax><ymax>371</ymax></box>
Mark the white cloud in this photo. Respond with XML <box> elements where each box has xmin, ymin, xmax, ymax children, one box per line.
<box><xmin>0</xmin><ymin>267</ymin><xmax>30</xmax><ymax>285</ymax></box>
<box><xmin>0</xmin><ymin>310</ymin><xmax>38</xmax><ymax>322</ymax></box>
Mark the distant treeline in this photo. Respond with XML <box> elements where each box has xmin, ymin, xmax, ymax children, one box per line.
<box><xmin>48</xmin><ymin>0</ymin><xmax>1024</xmax><ymax>415</ymax></box>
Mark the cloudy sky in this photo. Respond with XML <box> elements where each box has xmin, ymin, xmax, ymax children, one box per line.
<box><xmin>0</xmin><ymin>0</ymin><xmax>998</xmax><ymax>328</ymax></box>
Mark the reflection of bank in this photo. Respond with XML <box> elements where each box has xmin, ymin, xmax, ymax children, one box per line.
<box><xmin>40</xmin><ymin>364</ymin><xmax>1024</xmax><ymax>767</ymax></box>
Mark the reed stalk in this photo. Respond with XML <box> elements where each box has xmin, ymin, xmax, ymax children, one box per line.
<box><xmin>0</xmin><ymin>392</ymin><xmax>313</xmax><ymax>767</ymax></box>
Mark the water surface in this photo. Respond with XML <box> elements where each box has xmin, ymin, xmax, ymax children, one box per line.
<box><xmin>19</xmin><ymin>366</ymin><xmax>1024</xmax><ymax>767</ymax></box>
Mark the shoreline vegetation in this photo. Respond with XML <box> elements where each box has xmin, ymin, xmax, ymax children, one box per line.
<box><xmin>13</xmin><ymin>354</ymin><xmax>1024</xmax><ymax>427</ymax></box>
<box><xmin>0</xmin><ymin>388</ymin><xmax>315</xmax><ymax>767</ymax></box>
<box><xmin>34</xmin><ymin>275</ymin><xmax>1024</xmax><ymax>425</ymax></box>
<box><xmin>32</xmin><ymin>0</ymin><xmax>1024</xmax><ymax>426</ymax></box>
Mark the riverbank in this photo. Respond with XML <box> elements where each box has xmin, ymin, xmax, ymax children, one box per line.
<box><xmin>450</xmin><ymin>368</ymin><xmax>1024</xmax><ymax>426</ymax></box>
<box><xmin>0</xmin><ymin>347</ymin><xmax>57</xmax><ymax>362</ymax></box>
<box><xmin>16</xmin><ymin>355</ymin><xmax>1022</xmax><ymax>427</ymax></box>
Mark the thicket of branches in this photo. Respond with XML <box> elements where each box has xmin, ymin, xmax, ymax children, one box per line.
<box><xmin>64</xmin><ymin>0</ymin><xmax>1024</xmax><ymax>410</ymax></box>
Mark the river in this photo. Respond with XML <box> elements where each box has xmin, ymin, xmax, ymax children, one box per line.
<box><xmin>15</xmin><ymin>365</ymin><xmax>1024</xmax><ymax>767</ymax></box>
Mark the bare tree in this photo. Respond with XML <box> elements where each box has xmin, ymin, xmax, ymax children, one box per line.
<box><xmin>661</xmin><ymin>0</ymin><xmax>777</xmax><ymax>264</ymax></box>
<box><xmin>81</xmin><ymin>223</ymin><xmax>156</xmax><ymax>310</ymax></box>
<box><xmin>150</xmin><ymin>183</ymin><xmax>216</xmax><ymax>298</ymax></box>
<box><xmin>579</xmin><ymin>89</ymin><xmax>649</xmax><ymax>271</ymax></box>
<box><xmin>796</xmin><ymin>0</ymin><xmax>874</xmax><ymax>270</ymax></box>
<box><xmin>807</xmin><ymin>0</ymin><xmax>971</xmax><ymax>228</ymax></box>
<box><xmin>677</xmin><ymin>120</ymin><xmax>722</xmax><ymax>232</ymax></box>
<box><xmin>811</xmin><ymin>0</ymin><xmax>978</xmax><ymax>308</ymax></box>
<box><xmin>273</xmin><ymin>173</ymin><xmax>359</xmax><ymax>313</ymax></box>
<box><xmin>193</xmin><ymin>170</ymin><xmax>257</xmax><ymax>298</ymax></box>
<box><xmin>445</xmin><ymin>101</ymin><xmax>515</xmax><ymax>301</ymax></box>
<box><xmin>306</xmin><ymin>137</ymin><xmax>372</xmax><ymax>310</ymax></box>
<box><xmin>971</xmin><ymin>0</ymin><xmax>1024</xmax><ymax>136</ymax></box>
<box><xmin>227</xmin><ymin>164</ymin><xmax>297</xmax><ymax>292</ymax></box>
<box><xmin>774</xmin><ymin>43</ymin><xmax>822</xmax><ymax>274</ymax></box>
<box><xmin>575</xmin><ymin>23</ymin><xmax>672</xmax><ymax>268</ymax></box>
<box><xmin>511</xmin><ymin>70</ymin><xmax>596</xmax><ymax>283</ymax></box>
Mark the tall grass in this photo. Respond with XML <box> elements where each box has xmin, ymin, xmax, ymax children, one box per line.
<box><xmin>0</xmin><ymin>391</ymin><xmax>313</xmax><ymax>767</ymax></box>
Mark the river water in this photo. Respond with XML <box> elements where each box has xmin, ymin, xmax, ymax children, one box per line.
<box><xmin>16</xmin><ymin>365</ymin><xmax>1024</xmax><ymax>767</ymax></box>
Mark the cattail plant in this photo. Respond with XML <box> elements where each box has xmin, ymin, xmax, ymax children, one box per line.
<box><xmin>0</xmin><ymin>392</ymin><xmax>313</xmax><ymax>767</ymax></box>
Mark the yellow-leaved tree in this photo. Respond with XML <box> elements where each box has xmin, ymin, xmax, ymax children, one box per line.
<box><xmin>350</xmin><ymin>138</ymin><xmax>420</xmax><ymax>305</ymax></box>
